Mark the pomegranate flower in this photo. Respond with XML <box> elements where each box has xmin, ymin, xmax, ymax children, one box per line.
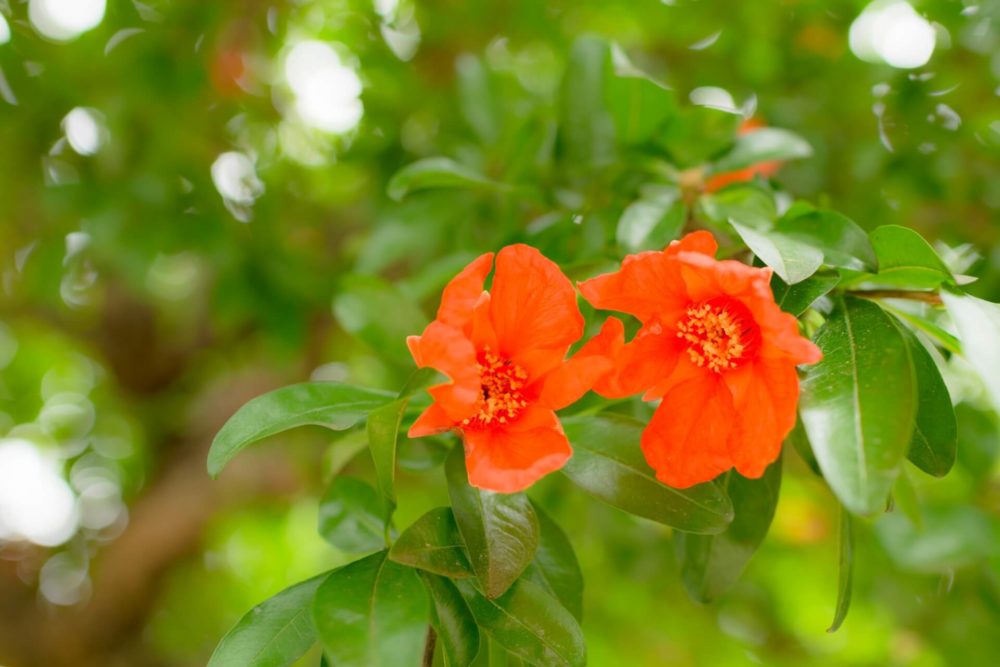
<box><xmin>578</xmin><ymin>231</ymin><xmax>822</xmax><ymax>488</ymax></box>
<box><xmin>408</xmin><ymin>245</ymin><xmax>610</xmax><ymax>493</ymax></box>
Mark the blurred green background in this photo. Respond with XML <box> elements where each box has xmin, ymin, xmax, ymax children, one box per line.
<box><xmin>1</xmin><ymin>0</ymin><xmax>999</xmax><ymax>665</ymax></box>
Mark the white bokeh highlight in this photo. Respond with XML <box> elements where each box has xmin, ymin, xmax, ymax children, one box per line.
<box><xmin>849</xmin><ymin>1</ymin><xmax>936</xmax><ymax>69</ymax></box>
<box><xmin>0</xmin><ymin>13</ymin><xmax>11</xmax><ymax>45</ymax></box>
<box><xmin>284</xmin><ymin>40</ymin><xmax>363</xmax><ymax>134</ymax></box>
<box><xmin>0</xmin><ymin>439</ymin><xmax>79</xmax><ymax>547</ymax></box>
<box><xmin>29</xmin><ymin>0</ymin><xmax>107</xmax><ymax>42</ymax></box>
<box><xmin>62</xmin><ymin>108</ymin><xmax>106</xmax><ymax>156</ymax></box>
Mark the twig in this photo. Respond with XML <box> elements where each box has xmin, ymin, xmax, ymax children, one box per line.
<box><xmin>422</xmin><ymin>626</ymin><xmax>438</xmax><ymax>667</ymax></box>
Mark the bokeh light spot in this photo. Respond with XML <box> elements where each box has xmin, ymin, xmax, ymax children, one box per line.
<box><xmin>29</xmin><ymin>0</ymin><xmax>107</xmax><ymax>42</ymax></box>
<box><xmin>0</xmin><ymin>438</ymin><xmax>79</xmax><ymax>547</ymax></box>
<box><xmin>283</xmin><ymin>40</ymin><xmax>363</xmax><ymax>134</ymax></box>
<box><xmin>62</xmin><ymin>107</ymin><xmax>106</xmax><ymax>156</ymax></box>
<box><xmin>849</xmin><ymin>1</ymin><xmax>936</xmax><ymax>69</ymax></box>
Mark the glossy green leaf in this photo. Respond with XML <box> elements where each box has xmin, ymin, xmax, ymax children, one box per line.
<box><xmin>799</xmin><ymin>297</ymin><xmax>916</xmax><ymax>515</ymax></box>
<box><xmin>528</xmin><ymin>501</ymin><xmax>584</xmax><ymax>621</ymax></box>
<box><xmin>208</xmin><ymin>383</ymin><xmax>394</xmax><ymax>477</ymax></box>
<box><xmin>317</xmin><ymin>476</ymin><xmax>386</xmax><ymax>553</ymax></box>
<box><xmin>388</xmin><ymin>157</ymin><xmax>500</xmax><ymax>201</ymax></box>
<box><xmin>848</xmin><ymin>225</ymin><xmax>953</xmax><ymax>288</ymax></box>
<box><xmin>615</xmin><ymin>185</ymin><xmax>685</xmax><ymax>253</ymax></box>
<box><xmin>786</xmin><ymin>416</ymin><xmax>821</xmax><ymax>476</ymax></box>
<box><xmin>699</xmin><ymin>185</ymin><xmax>776</xmax><ymax>229</ymax></box>
<box><xmin>676</xmin><ymin>458</ymin><xmax>782</xmax><ymax>603</ymax></box>
<box><xmin>333</xmin><ymin>275</ymin><xmax>428</xmax><ymax>366</ymax></box>
<box><xmin>368</xmin><ymin>398</ymin><xmax>409</xmax><ymax>512</ymax></box>
<box><xmin>445</xmin><ymin>446</ymin><xmax>539</xmax><ymax>599</ymax></box>
<box><xmin>827</xmin><ymin>508</ymin><xmax>854</xmax><ymax>633</ymax></box>
<box><xmin>731</xmin><ymin>220</ymin><xmax>824</xmax><ymax>284</ymax></box>
<box><xmin>389</xmin><ymin>507</ymin><xmax>474</xmax><ymax>579</ymax></box>
<box><xmin>777</xmin><ymin>208</ymin><xmax>877</xmax><ymax>272</ymax></box>
<box><xmin>942</xmin><ymin>288</ymin><xmax>1000</xmax><ymax>414</ymax></box>
<box><xmin>771</xmin><ymin>270</ymin><xmax>839</xmax><ymax>316</ymax></box>
<box><xmin>208</xmin><ymin>573</ymin><xmax>327</xmax><ymax>667</ymax></box>
<box><xmin>899</xmin><ymin>327</ymin><xmax>957</xmax><ymax>477</ymax></box>
<box><xmin>312</xmin><ymin>551</ymin><xmax>428</xmax><ymax>667</ymax></box>
<box><xmin>605</xmin><ymin>47</ymin><xmax>676</xmax><ymax>146</ymax></box>
<box><xmin>711</xmin><ymin>127</ymin><xmax>812</xmax><ymax>173</ymax></box>
<box><xmin>419</xmin><ymin>573</ymin><xmax>480</xmax><ymax>667</ymax></box>
<box><xmin>398</xmin><ymin>436</ymin><xmax>451</xmax><ymax>471</ymax></box>
<box><xmin>561</xmin><ymin>415</ymin><xmax>733</xmax><ymax>533</ymax></box>
<box><xmin>559</xmin><ymin>36</ymin><xmax>615</xmax><ymax>169</ymax></box>
<box><xmin>456</xmin><ymin>578</ymin><xmax>586</xmax><ymax>667</ymax></box>
<box><xmin>398</xmin><ymin>367</ymin><xmax>443</xmax><ymax>399</ymax></box>
<box><xmin>880</xmin><ymin>304</ymin><xmax>961</xmax><ymax>356</ymax></box>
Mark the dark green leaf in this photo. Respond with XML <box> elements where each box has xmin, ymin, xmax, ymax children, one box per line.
<box><xmin>942</xmin><ymin>288</ymin><xmax>1000</xmax><ymax>414</ymax></box>
<box><xmin>559</xmin><ymin>36</ymin><xmax>615</xmax><ymax>170</ymax></box>
<box><xmin>711</xmin><ymin>127</ymin><xmax>812</xmax><ymax>173</ymax></box>
<box><xmin>660</xmin><ymin>105</ymin><xmax>742</xmax><ymax>168</ymax></box>
<box><xmin>420</xmin><ymin>573</ymin><xmax>480</xmax><ymax>667</ymax></box>
<box><xmin>528</xmin><ymin>501</ymin><xmax>584</xmax><ymax>621</ymax></box>
<box><xmin>368</xmin><ymin>398</ymin><xmax>409</xmax><ymax>512</ymax></box>
<box><xmin>317</xmin><ymin>477</ymin><xmax>386</xmax><ymax>553</ymax></box>
<box><xmin>389</xmin><ymin>507</ymin><xmax>474</xmax><ymax>579</ymax></box>
<box><xmin>615</xmin><ymin>185</ymin><xmax>685</xmax><ymax>253</ymax></box>
<box><xmin>899</xmin><ymin>327</ymin><xmax>956</xmax><ymax>477</ymax></box>
<box><xmin>786</xmin><ymin>416</ymin><xmax>821</xmax><ymax>476</ymax></box>
<box><xmin>799</xmin><ymin>297</ymin><xmax>916</xmax><ymax>515</ymax></box>
<box><xmin>827</xmin><ymin>508</ymin><xmax>854</xmax><ymax>633</ymax></box>
<box><xmin>333</xmin><ymin>275</ymin><xmax>428</xmax><ymax>366</ymax></box>
<box><xmin>312</xmin><ymin>551</ymin><xmax>428</xmax><ymax>667</ymax></box>
<box><xmin>561</xmin><ymin>415</ymin><xmax>733</xmax><ymax>533</ymax></box>
<box><xmin>847</xmin><ymin>225</ymin><xmax>953</xmax><ymax>288</ymax></box>
<box><xmin>456</xmin><ymin>578</ymin><xmax>586</xmax><ymax>667</ymax></box>
<box><xmin>456</xmin><ymin>53</ymin><xmax>501</xmax><ymax>145</ymax></box>
<box><xmin>604</xmin><ymin>47</ymin><xmax>676</xmax><ymax>146</ymax></box>
<box><xmin>398</xmin><ymin>436</ymin><xmax>451</xmax><ymax>471</ymax></box>
<box><xmin>676</xmin><ymin>458</ymin><xmax>782</xmax><ymax>603</ymax></box>
<box><xmin>777</xmin><ymin>208</ymin><xmax>877</xmax><ymax>272</ymax></box>
<box><xmin>398</xmin><ymin>367</ymin><xmax>444</xmax><ymax>399</ymax></box>
<box><xmin>208</xmin><ymin>383</ymin><xmax>394</xmax><ymax>477</ymax></box>
<box><xmin>445</xmin><ymin>446</ymin><xmax>539</xmax><ymax>599</ymax></box>
<box><xmin>208</xmin><ymin>573</ymin><xmax>327</xmax><ymax>667</ymax></box>
<box><xmin>388</xmin><ymin>157</ymin><xmax>500</xmax><ymax>201</ymax></box>
<box><xmin>771</xmin><ymin>270</ymin><xmax>839</xmax><ymax>316</ymax></box>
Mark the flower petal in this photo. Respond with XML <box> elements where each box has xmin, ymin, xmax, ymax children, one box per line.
<box><xmin>463</xmin><ymin>409</ymin><xmax>572</xmax><ymax>493</ymax></box>
<box><xmin>490</xmin><ymin>244</ymin><xmax>584</xmax><ymax>360</ymax></box>
<box><xmin>537</xmin><ymin>350</ymin><xmax>612</xmax><ymax>411</ymax></box>
<box><xmin>436</xmin><ymin>252</ymin><xmax>495</xmax><ymax>333</ymax></box>
<box><xmin>665</xmin><ymin>230</ymin><xmax>718</xmax><ymax>257</ymax></box>
<box><xmin>409</xmin><ymin>322</ymin><xmax>480</xmax><ymax>423</ymax></box>
<box><xmin>641</xmin><ymin>374</ymin><xmax>735</xmax><ymax>488</ymax></box>
<box><xmin>579</xmin><ymin>251</ymin><xmax>689</xmax><ymax>323</ymax></box>
<box><xmin>724</xmin><ymin>359</ymin><xmax>800</xmax><ymax>478</ymax></box>
<box><xmin>408</xmin><ymin>403</ymin><xmax>456</xmax><ymax>437</ymax></box>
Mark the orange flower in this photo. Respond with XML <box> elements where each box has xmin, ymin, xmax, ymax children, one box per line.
<box><xmin>705</xmin><ymin>119</ymin><xmax>782</xmax><ymax>192</ymax></box>
<box><xmin>578</xmin><ymin>231</ymin><xmax>822</xmax><ymax>488</ymax></box>
<box><xmin>408</xmin><ymin>245</ymin><xmax>610</xmax><ymax>493</ymax></box>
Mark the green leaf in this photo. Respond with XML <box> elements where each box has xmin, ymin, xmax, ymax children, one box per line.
<box><xmin>711</xmin><ymin>127</ymin><xmax>812</xmax><ymax>173</ymax></box>
<box><xmin>419</xmin><ymin>573</ymin><xmax>480</xmax><ymax>667</ymax></box>
<box><xmin>847</xmin><ymin>225</ymin><xmax>953</xmax><ymax>288</ymax></box>
<box><xmin>456</xmin><ymin>53</ymin><xmax>501</xmax><ymax>145</ymax></box>
<box><xmin>777</xmin><ymin>208</ymin><xmax>877</xmax><ymax>272</ymax></box>
<box><xmin>445</xmin><ymin>446</ymin><xmax>539</xmax><ymax>599</ymax></box>
<box><xmin>456</xmin><ymin>578</ymin><xmax>586</xmax><ymax>667</ymax></box>
<box><xmin>660</xmin><ymin>104</ymin><xmax>742</xmax><ymax>168</ymax></box>
<box><xmin>731</xmin><ymin>220</ymin><xmax>824</xmax><ymax>284</ymax></box>
<box><xmin>208</xmin><ymin>573</ymin><xmax>327</xmax><ymax>667</ymax></box>
<box><xmin>604</xmin><ymin>46</ymin><xmax>676</xmax><ymax>146</ymax></box>
<box><xmin>827</xmin><ymin>508</ymin><xmax>854</xmax><ymax>633</ymax></box>
<box><xmin>399</xmin><ymin>436</ymin><xmax>451</xmax><ymax>471</ymax></box>
<box><xmin>561</xmin><ymin>415</ymin><xmax>733</xmax><ymax>533</ymax></box>
<box><xmin>559</xmin><ymin>36</ymin><xmax>616</xmax><ymax>170</ymax></box>
<box><xmin>388</xmin><ymin>157</ymin><xmax>500</xmax><ymax>201</ymax></box>
<box><xmin>389</xmin><ymin>507</ymin><xmax>474</xmax><ymax>579</ymax></box>
<box><xmin>368</xmin><ymin>398</ymin><xmax>409</xmax><ymax>512</ymax></box>
<box><xmin>942</xmin><ymin>288</ymin><xmax>1000</xmax><ymax>415</ymax></box>
<box><xmin>699</xmin><ymin>185</ymin><xmax>776</xmax><ymax>229</ymax></box>
<box><xmin>333</xmin><ymin>275</ymin><xmax>428</xmax><ymax>366</ymax></box>
<box><xmin>615</xmin><ymin>185</ymin><xmax>685</xmax><ymax>253</ymax></box>
<box><xmin>879</xmin><ymin>304</ymin><xmax>961</xmax><ymax>356</ymax></box>
<box><xmin>317</xmin><ymin>476</ymin><xmax>387</xmax><ymax>553</ymax></box>
<box><xmin>528</xmin><ymin>501</ymin><xmax>584</xmax><ymax>621</ymax></box>
<box><xmin>676</xmin><ymin>458</ymin><xmax>783</xmax><ymax>603</ymax></box>
<box><xmin>899</xmin><ymin>327</ymin><xmax>956</xmax><ymax>477</ymax></box>
<box><xmin>771</xmin><ymin>270</ymin><xmax>839</xmax><ymax>316</ymax></box>
<box><xmin>398</xmin><ymin>367</ymin><xmax>443</xmax><ymax>399</ymax></box>
<box><xmin>312</xmin><ymin>551</ymin><xmax>428</xmax><ymax>667</ymax></box>
<box><xmin>208</xmin><ymin>383</ymin><xmax>394</xmax><ymax>477</ymax></box>
<box><xmin>875</xmin><ymin>506</ymin><xmax>999</xmax><ymax>572</ymax></box>
<box><xmin>799</xmin><ymin>297</ymin><xmax>917</xmax><ymax>515</ymax></box>
<box><xmin>786</xmin><ymin>416</ymin><xmax>821</xmax><ymax>476</ymax></box>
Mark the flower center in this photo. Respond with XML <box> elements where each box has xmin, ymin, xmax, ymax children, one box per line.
<box><xmin>463</xmin><ymin>348</ymin><xmax>529</xmax><ymax>427</ymax></box>
<box><xmin>676</xmin><ymin>297</ymin><xmax>760</xmax><ymax>373</ymax></box>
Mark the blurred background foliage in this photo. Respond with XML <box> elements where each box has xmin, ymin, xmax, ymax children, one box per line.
<box><xmin>1</xmin><ymin>0</ymin><xmax>999</xmax><ymax>665</ymax></box>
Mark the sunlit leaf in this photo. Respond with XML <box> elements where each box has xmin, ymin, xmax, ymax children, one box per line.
<box><xmin>799</xmin><ymin>297</ymin><xmax>916</xmax><ymax>515</ymax></box>
<box><xmin>312</xmin><ymin>551</ymin><xmax>428</xmax><ymax>667</ymax></box>
<box><xmin>731</xmin><ymin>220</ymin><xmax>824</xmax><ymax>284</ymax></box>
<box><xmin>711</xmin><ymin>127</ymin><xmax>812</xmax><ymax>173</ymax></box>
<box><xmin>899</xmin><ymin>327</ymin><xmax>956</xmax><ymax>477</ymax></box>
<box><xmin>368</xmin><ymin>398</ymin><xmax>409</xmax><ymax>512</ymax></box>
<box><xmin>845</xmin><ymin>225</ymin><xmax>954</xmax><ymax>288</ymax></box>
<box><xmin>389</xmin><ymin>507</ymin><xmax>474</xmax><ymax>579</ymax></box>
<box><xmin>942</xmin><ymin>288</ymin><xmax>1000</xmax><ymax>415</ymax></box>
<box><xmin>388</xmin><ymin>157</ymin><xmax>501</xmax><ymax>201</ymax></box>
<box><xmin>777</xmin><ymin>208</ymin><xmax>877</xmax><ymax>272</ymax></box>
<box><xmin>456</xmin><ymin>578</ymin><xmax>586</xmax><ymax>667</ymax></box>
<box><xmin>561</xmin><ymin>415</ymin><xmax>734</xmax><ymax>533</ymax></box>
<box><xmin>616</xmin><ymin>185</ymin><xmax>685</xmax><ymax>253</ymax></box>
<box><xmin>208</xmin><ymin>383</ymin><xmax>394</xmax><ymax>477</ymax></box>
<box><xmin>317</xmin><ymin>476</ymin><xmax>386</xmax><ymax>553</ymax></box>
<box><xmin>445</xmin><ymin>446</ymin><xmax>539</xmax><ymax>599</ymax></box>
<box><xmin>208</xmin><ymin>573</ymin><xmax>328</xmax><ymax>667</ymax></box>
<box><xmin>605</xmin><ymin>47</ymin><xmax>676</xmax><ymax>146</ymax></box>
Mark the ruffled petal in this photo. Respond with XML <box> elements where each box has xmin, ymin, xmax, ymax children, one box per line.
<box><xmin>470</xmin><ymin>291</ymin><xmax>498</xmax><ymax>351</ymax></box>
<box><xmin>614</xmin><ymin>319</ymin><xmax>684</xmax><ymax>399</ymax></box>
<box><xmin>436</xmin><ymin>253</ymin><xmax>495</xmax><ymax>333</ymax></box>
<box><xmin>665</xmin><ymin>230</ymin><xmax>718</xmax><ymax>257</ymax></box>
<box><xmin>409</xmin><ymin>322</ymin><xmax>480</xmax><ymax>423</ymax></box>
<box><xmin>490</xmin><ymin>244</ymin><xmax>584</xmax><ymax>360</ymax></box>
<box><xmin>724</xmin><ymin>359</ymin><xmax>800</xmax><ymax>478</ymax></box>
<box><xmin>579</xmin><ymin>252</ymin><xmax>689</xmax><ymax>323</ymax></box>
<box><xmin>641</xmin><ymin>374</ymin><xmax>735</xmax><ymax>488</ymax></box>
<box><xmin>408</xmin><ymin>403</ymin><xmax>456</xmax><ymax>437</ymax></box>
<box><xmin>572</xmin><ymin>317</ymin><xmax>628</xmax><ymax>397</ymax></box>
<box><xmin>463</xmin><ymin>409</ymin><xmax>572</xmax><ymax>493</ymax></box>
<box><xmin>537</xmin><ymin>349</ymin><xmax>612</xmax><ymax>411</ymax></box>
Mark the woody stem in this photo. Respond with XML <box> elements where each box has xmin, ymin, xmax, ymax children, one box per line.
<box><xmin>422</xmin><ymin>626</ymin><xmax>437</xmax><ymax>667</ymax></box>
<box><xmin>847</xmin><ymin>289</ymin><xmax>943</xmax><ymax>305</ymax></box>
